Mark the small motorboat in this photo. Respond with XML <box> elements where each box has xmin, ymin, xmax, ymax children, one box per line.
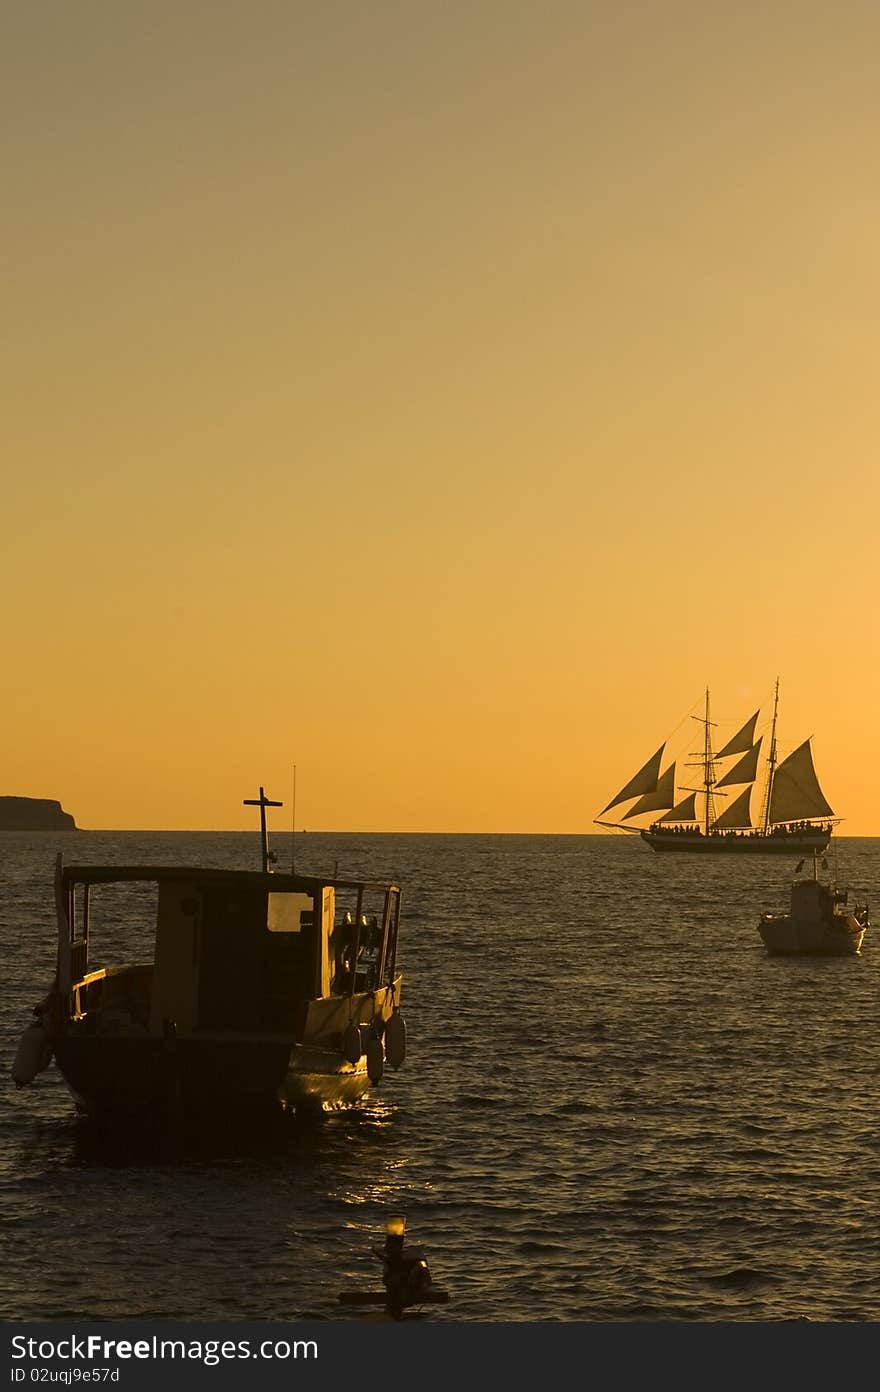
<box><xmin>757</xmin><ymin>851</ymin><xmax>869</xmax><ymax>956</ymax></box>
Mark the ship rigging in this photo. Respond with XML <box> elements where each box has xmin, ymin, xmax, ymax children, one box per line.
<box><xmin>596</xmin><ymin>681</ymin><xmax>836</xmax><ymax>854</ymax></box>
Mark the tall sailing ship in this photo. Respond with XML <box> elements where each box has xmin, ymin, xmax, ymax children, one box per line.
<box><xmin>595</xmin><ymin>683</ymin><xmax>836</xmax><ymax>854</ymax></box>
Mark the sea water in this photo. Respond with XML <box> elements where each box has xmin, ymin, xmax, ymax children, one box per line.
<box><xmin>2</xmin><ymin>831</ymin><xmax>880</xmax><ymax>1322</ymax></box>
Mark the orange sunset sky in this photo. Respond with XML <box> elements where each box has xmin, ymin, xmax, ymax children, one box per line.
<box><xmin>4</xmin><ymin>2</ymin><xmax>879</xmax><ymax>833</ymax></box>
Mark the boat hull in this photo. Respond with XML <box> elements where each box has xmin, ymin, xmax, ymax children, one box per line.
<box><xmin>642</xmin><ymin>829</ymin><xmax>831</xmax><ymax>854</ymax></box>
<box><xmin>53</xmin><ymin>1034</ymin><xmax>294</xmax><ymax>1117</ymax></box>
<box><xmin>53</xmin><ymin>1033</ymin><xmax>380</xmax><ymax>1117</ymax></box>
<box><xmin>281</xmin><ymin>1044</ymin><xmax>372</xmax><ymax>1109</ymax></box>
<box><xmin>757</xmin><ymin>912</ymin><xmax>866</xmax><ymax>956</ymax></box>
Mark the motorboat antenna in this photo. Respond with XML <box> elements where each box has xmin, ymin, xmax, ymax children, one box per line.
<box><xmin>291</xmin><ymin>764</ymin><xmax>297</xmax><ymax>875</ymax></box>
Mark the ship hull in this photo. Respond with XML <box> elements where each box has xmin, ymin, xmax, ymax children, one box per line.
<box><xmin>642</xmin><ymin>829</ymin><xmax>831</xmax><ymax>854</ymax></box>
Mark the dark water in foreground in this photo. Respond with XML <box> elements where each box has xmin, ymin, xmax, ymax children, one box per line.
<box><xmin>3</xmin><ymin>831</ymin><xmax>880</xmax><ymax>1323</ymax></box>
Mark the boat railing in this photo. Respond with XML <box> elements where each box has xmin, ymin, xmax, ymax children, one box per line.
<box><xmin>70</xmin><ymin>938</ymin><xmax>88</xmax><ymax>987</ymax></box>
<box><xmin>70</xmin><ymin>964</ymin><xmax>153</xmax><ymax>1028</ymax></box>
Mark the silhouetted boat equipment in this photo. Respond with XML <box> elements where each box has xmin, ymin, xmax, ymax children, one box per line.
<box><xmin>338</xmin><ymin>1217</ymin><xmax>449</xmax><ymax>1320</ymax></box>
<box><xmin>757</xmin><ymin>851</ymin><xmax>869</xmax><ymax>956</ymax></box>
<box><xmin>596</xmin><ymin>681</ymin><xmax>836</xmax><ymax>853</ymax></box>
<box><xmin>11</xmin><ymin>787</ymin><xmax>407</xmax><ymax>1115</ymax></box>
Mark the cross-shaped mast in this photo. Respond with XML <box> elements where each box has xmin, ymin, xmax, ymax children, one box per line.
<box><xmin>243</xmin><ymin>786</ymin><xmax>283</xmax><ymax>873</ymax></box>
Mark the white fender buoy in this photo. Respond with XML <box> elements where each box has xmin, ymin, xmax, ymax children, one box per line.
<box><xmin>384</xmin><ymin>1011</ymin><xmax>406</xmax><ymax>1070</ymax></box>
<box><xmin>366</xmin><ymin>1035</ymin><xmax>384</xmax><ymax>1084</ymax></box>
<box><xmin>12</xmin><ymin>1021</ymin><xmax>54</xmax><ymax>1088</ymax></box>
<box><xmin>343</xmin><ymin>1023</ymin><xmax>363</xmax><ymax>1065</ymax></box>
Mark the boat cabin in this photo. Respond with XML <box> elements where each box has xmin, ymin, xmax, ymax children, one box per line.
<box><xmin>788</xmin><ymin>876</ymin><xmax>846</xmax><ymax>925</ymax></box>
<box><xmin>54</xmin><ymin>857</ymin><xmax>402</xmax><ymax>1044</ymax></box>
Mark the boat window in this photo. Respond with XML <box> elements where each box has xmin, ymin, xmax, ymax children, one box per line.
<box><xmin>267</xmin><ymin>892</ymin><xmax>313</xmax><ymax>933</ymax></box>
<box><xmin>82</xmin><ymin>881</ymin><xmax>158</xmax><ymax>963</ymax></box>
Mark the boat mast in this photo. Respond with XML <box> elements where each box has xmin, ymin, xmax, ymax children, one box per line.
<box><xmin>760</xmin><ymin>678</ymin><xmax>780</xmax><ymax>834</ymax></box>
<box><xmin>702</xmin><ymin>687</ymin><xmax>713</xmax><ymax>835</ymax></box>
<box><xmin>244</xmin><ymin>785</ymin><xmax>283</xmax><ymax>873</ymax></box>
<box><xmin>687</xmin><ymin>687</ymin><xmax>717</xmax><ymax>835</ymax></box>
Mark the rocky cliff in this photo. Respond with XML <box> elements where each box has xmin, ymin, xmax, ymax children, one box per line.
<box><xmin>0</xmin><ymin>797</ymin><xmax>77</xmax><ymax>830</ymax></box>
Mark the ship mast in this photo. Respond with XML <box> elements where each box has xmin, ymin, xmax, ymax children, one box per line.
<box><xmin>687</xmin><ymin>687</ymin><xmax>718</xmax><ymax>835</ymax></box>
<box><xmin>703</xmin><ymin>687</ymin><xmax>713</xmax><ymax>835</ymax></box>
<box><xmin>760</xmin><ymin>678</ymin><xmax>780</xmax><ymax>834</ymax></box>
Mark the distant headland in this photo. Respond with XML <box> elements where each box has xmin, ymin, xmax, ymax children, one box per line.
<box><xmin>0</xmin><ymin>797</ymin><xmax>77</xmax><ymax>831</ymax></box>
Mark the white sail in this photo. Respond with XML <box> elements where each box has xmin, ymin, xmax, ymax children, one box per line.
<box><xmin>712</xmin><ymin>785</ymin><xmax>753</xmax><ymax>829</ymax></box>
<box><xmin>599</xmin><ymin>743</ymin><xmax>665</xmax><ymax>815</ymax></box>
<box><xmin>716</xmin><ymin>739</ymin><xmax>763</xmax><ymax>788</ymax></box>
<box><xmin>768</xmin><ymin>740</ymin><xmax>834</xmax><ymax>824</ymax></box>
<box><xmin>623</xmin><ymin>764</ymin><xmax>676</xmax><ymax>820</ymax></box>
<box><xmin>716</xmin><ymin>710</ymin><xmax>759</xmax><ymax>760</ymax></box>
<box><xmin>658</xmin><ymin>793</ymin><xmax>698</xmax><ymax>824</ymax></box>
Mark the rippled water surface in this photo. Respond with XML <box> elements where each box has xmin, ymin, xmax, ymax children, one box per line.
<box><xmin>3</xmin><ymin>831</ymin><xmax>880</xmax><ymax>1322</ymax></box>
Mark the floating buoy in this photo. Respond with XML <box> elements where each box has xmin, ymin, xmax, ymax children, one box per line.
<box><xmin>12</xmin><ymin>1021</ymin><xmax>54</xmax><ymax>1088</ymax></box>
<box><xmin>384</xmin><ymin>1010</ymin><xmax>406</xmax><ymax>1070</ymax></box>
<box><xmin>342</xmin><ymin>1023</ymin><xmax>363</xmax><ymax>1065</ymax></box>
<box><xmin>366</xmin><ymin>1034</ymin><xmax>384</xmax><ymax>1084</ymax></box>
<box><xmin>338</xmin><ymin>1216</ymin><xmax>450</xmax><ymax>1320</ymax></box>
